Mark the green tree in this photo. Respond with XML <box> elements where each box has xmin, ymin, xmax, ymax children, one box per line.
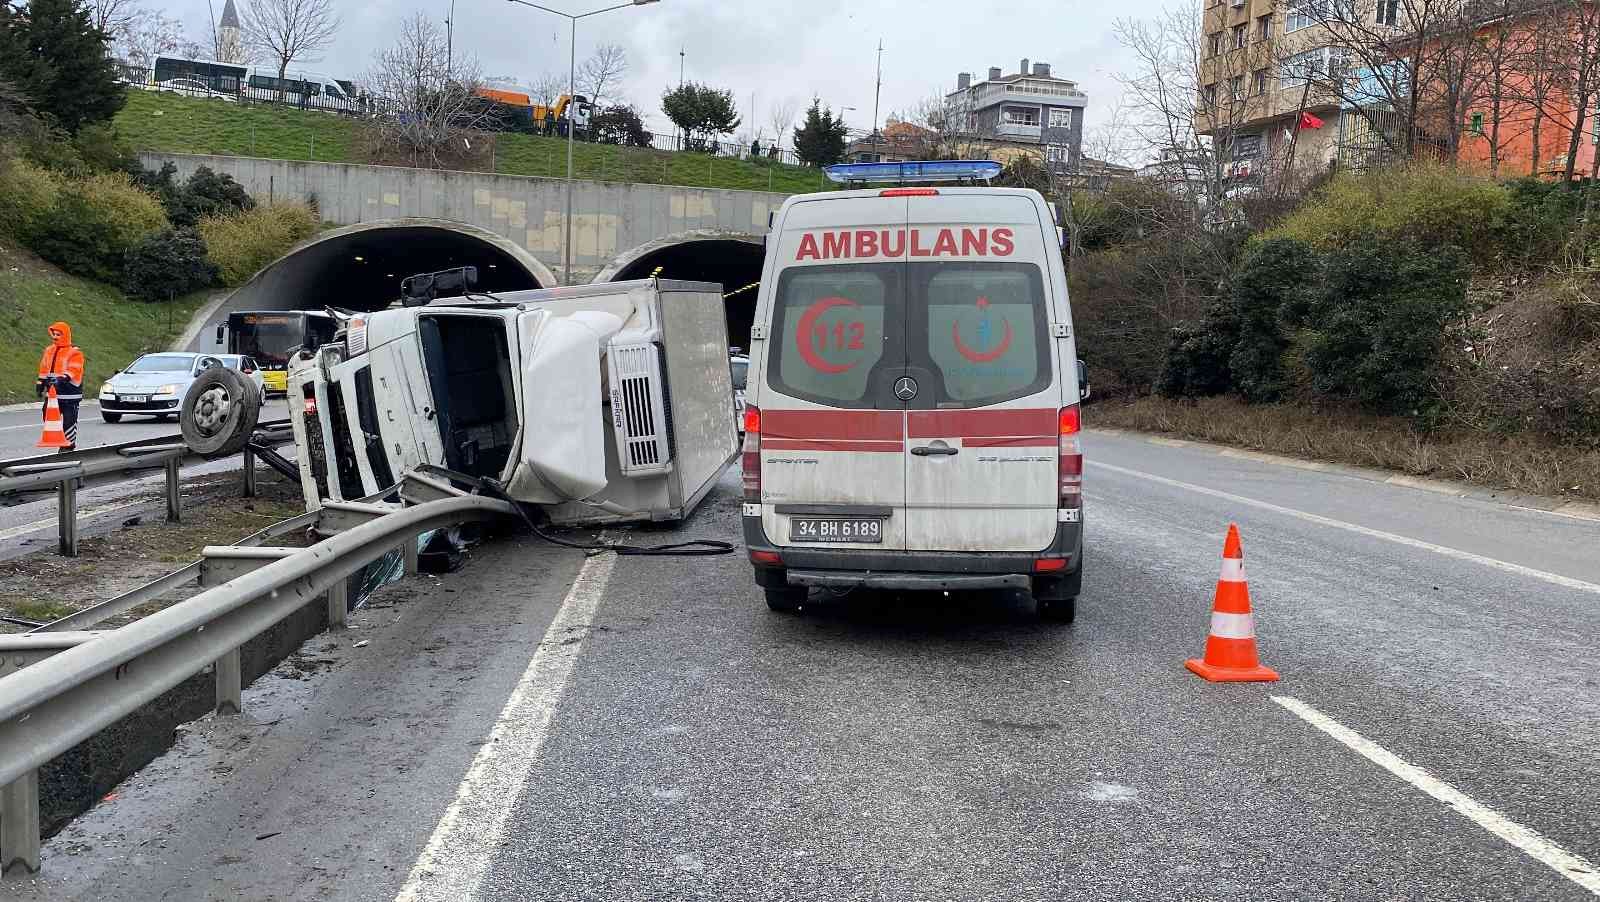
<box><xmin>661</xmin><ymin>82</ymin><xmax>739</xmax><ymax>151</ymax></box>
<box><xmin>590</xmin><ymin>104</ymin><xmax>652</xmax><ymax>147</ymax></box>
<box><xmin>0</xmin><ymin>0</ymin><xmax>125</xmax><ymax>133</ymax></box>
<box><xmin>791</xmin><ymin>98</ymin><xmax>847</xmax><ymax>168</ymax></box>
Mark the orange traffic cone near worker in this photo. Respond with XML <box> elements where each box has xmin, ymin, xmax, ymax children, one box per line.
<box><xmin>1185</xmin><ymin>522</ymin><xmax>1279</xmax><ymax>682</ymax></box>
<box><xmin>36</xmin><ymin>386</ymin><xmax>71</xmax><ymax>449</ymax></box>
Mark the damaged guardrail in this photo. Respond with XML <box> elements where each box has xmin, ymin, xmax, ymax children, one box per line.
<box><xmin>0</xmin><ymin>470</ymin><xmax>518</xmax><ymax>876</ymax></box>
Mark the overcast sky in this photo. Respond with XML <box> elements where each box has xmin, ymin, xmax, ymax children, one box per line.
<box><xmin>169</xmin><ymin>0</ymin><xmax>1169</xmax><ymax>149</ymax></box>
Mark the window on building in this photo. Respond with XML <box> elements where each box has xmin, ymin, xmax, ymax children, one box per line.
<box><xmin>1233</xmin><ymin>133</ymin><xmax>1262</xmax><ymax>159</ymax></box>
<box><xmin>1209</xmin><ymin>31</ymin><xmax>1223</xmax><ymax>56</ymax></box>
<box><xmin>1230</xmin><ymin>74</ymin><xmax>1246</xmax><ymax>101</ymax></box>
<box><xmin>1045</xmin><ymin>144</ymin><xmax>1071</xmax><ymax>164</ymax></box>
<box><xmin>1377</xmin><ymin>0</ymin><xmax>1398</xmax><ymax>25</ymax></box>
<box><xmin>1253</xmin><ymin>68</ymin><xmax>1271</xmax><ymax>96</ymax></box>
<box><xmin>1257</xmin><ymin>14</ymin><xmax>1272</xmax><ymax>40</ymax></box>
<box><xmin>1203</xmin><ymin>83</ymin><xmax>1218</xmax><ymax>106</ymax></box>
<box><xmin>1232</xmin><ymin>23</ymin><xmax>1248</xmax><ymax>49</ymax></box>
<box><xmin>1003</xmin><ymin>106</ymin><xmax>1040</xmax><ymax>126</ymax></box>
<box><xmin>1048</xmin><ymin>107</ymin><xmax>1073</xmax><ymax>128</ymax></box>
<box><xmin>1470</xmin><ymin>112</ymin><xmax>1484</xmax><ymax>135</ymax></box>
<box><xmin>1282</xmin><ymin>47</ymin><xmax>1335</xmax><ymax>85</ymax></box>
<box><xmin>1286</xmin><ymin>0</ymin><xmax>1327</xmax><ymax>32</ymax></box>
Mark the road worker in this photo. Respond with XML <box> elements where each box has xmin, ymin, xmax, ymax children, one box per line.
<box><xmin>37</xmin><ymin>321</ymin><xmax>85</xmax><ymax>452</ymax></box>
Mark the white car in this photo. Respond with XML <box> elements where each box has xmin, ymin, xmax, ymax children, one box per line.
<box><xmin>730</xmin><ymin>353</ymin><xmax>749</xmax><ymax>433</ymax></box>
<box><xmin>100</xmin><ymin>353</ymin><xmax>263</xmax><ymax>423</ymax></box>
<box><xmin>155</xmin><ymin>78</ymin><xmax>237</xmax><ymax>102</ymax></box>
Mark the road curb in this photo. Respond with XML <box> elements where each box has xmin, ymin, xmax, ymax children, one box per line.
<box><xmin>1085</xmin><ymin>426</ymin><xmax>1600</xmax><ymax>523</ymax></box>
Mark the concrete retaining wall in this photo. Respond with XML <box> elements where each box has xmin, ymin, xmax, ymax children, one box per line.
<box><xmin>139</xmin><ymin>153</ymin><xmax>789</xmax><ymax>283</ymax></box>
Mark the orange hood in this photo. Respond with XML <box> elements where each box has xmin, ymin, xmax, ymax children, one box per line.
<box><xmin>48</xmin><ymin>321</ymin><xmax>72</xmax><ymax>347</ymax></box>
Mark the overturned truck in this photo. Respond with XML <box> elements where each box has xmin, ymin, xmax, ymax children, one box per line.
<box><xmin>279</xmin><ymin>277</ymin><xmax>739</xmax><ymax>524</ymax></box>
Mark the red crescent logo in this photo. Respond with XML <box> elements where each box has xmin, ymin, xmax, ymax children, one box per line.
<box><xmin>953</xmin><ymin>318</ymin><xmax>1013</xmax><ymax>363</ymax></box>
<box><xmin>795</xmin><ymin>296</ymin><xmax>860</xmax><ymax>374</ymax></box>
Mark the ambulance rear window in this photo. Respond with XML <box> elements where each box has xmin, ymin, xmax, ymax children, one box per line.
<box><xmin>918</xmin><ymin>263</ymin><xmax>1050</xmax><ymax>405</ymax></box>
<box><xmin>767</xmin><ymin>264</ymin><xmax>897</xmax><ymax>408</ymax></box>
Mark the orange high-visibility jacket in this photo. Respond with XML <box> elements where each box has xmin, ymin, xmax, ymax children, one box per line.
<box><xmin>38</xmin><ymin>321</ymin><xmax>86</xmax><ymax>399</ymax></box>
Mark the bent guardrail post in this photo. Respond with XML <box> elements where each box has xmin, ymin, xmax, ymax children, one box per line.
<box><xmin>165</xmin><ymin>456</ymin><xmax>181</xmax><ymax>523</ymax></box>
<box><xmin>242</xmin><ymin>445</ymin><xmax>257</xmax><ymax>498</ymax></box>
<box><xmin>58</xmin><ymin>477</ymin><xmax>78</xmax><ymax>557</ymax></box>
<box><xmin>200</xmin><ymin>547</ymin><xmax>299</xmax><ymax>717</ymax></box>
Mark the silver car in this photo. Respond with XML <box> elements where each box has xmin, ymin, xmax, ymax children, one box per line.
<box><xmin>99</xmin><ymin>353</ymin><xmax>264</xmax><ymax>423</ymax></box>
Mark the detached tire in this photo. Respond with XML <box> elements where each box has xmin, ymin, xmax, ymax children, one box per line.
<box><xmin>180</xmin><ymin>366</ymin><xmax>260</xmax><ymax>457</ymax></box>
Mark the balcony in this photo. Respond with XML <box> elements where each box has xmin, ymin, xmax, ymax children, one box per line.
<box><xmin>997</xmin><ymin>121</ymin><xmax>1043</xmax><ymax>140</ymax></box>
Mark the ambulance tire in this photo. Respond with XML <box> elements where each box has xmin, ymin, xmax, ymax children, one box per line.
<box><xmin>180</xmin><ymin>367</ymin><xmax>261</xmax><ymax>457</ymax></box>
<box><xmin>764</xmin><ymin>585</ymin><xmax>807</xmax><ymax>613</ymax></box>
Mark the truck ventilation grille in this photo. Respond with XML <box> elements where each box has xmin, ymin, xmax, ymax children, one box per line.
<box><xmin>607</xmin><ymin>342</ymin><xmax>674</xmax><ymax>477</ymax></box>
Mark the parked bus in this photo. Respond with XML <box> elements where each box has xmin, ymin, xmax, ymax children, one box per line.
<box><xmin>151</xmin><ymin>56</ymin><xmax>250</xmax><ymax>93</ymax></box>
<box><xmin>216</xmin><ymin>311</ymin><xmax>339</xmax><ymax>395</ymax></box>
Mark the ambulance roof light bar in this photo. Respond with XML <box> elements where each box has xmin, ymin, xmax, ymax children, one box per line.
<box><xmin>823</xmin><ymin>160</ymin><xmax>1004</xmax><ymax>186</ymax></box>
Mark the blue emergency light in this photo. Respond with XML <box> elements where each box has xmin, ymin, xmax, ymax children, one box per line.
<box><xmin>824</xmin><ymin>160</ymin><xmax>1004</xmax><ymax>185</ymax></box>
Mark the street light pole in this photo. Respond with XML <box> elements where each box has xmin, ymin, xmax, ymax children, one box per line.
<box><xmin>507</xmin><ymin>0</ymin><xmax>661</xmax><ymax>286</ymax></box>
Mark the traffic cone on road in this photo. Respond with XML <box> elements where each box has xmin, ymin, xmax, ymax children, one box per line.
<box><xmin>36</xmin><ymin>385</ymin><xmax>70</xmax><ymax>450</ymax></box>
<box><xmin>1185</xmin><ymin>523</ymin><xmax>1279</xmax><ymax>682</ymax></box>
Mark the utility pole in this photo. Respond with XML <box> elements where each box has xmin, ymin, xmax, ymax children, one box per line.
<box><xmin>677</xmin><ymin>48</ymin><xmax>685</xmax><ymax>150</ymax></box>
<box><xmin>446</xmin><ymin>0</ymin><xmax>456</xmax><ymax>77</ymax></box>
<box><xmin>871</xmin><ymin>39</ymin><xmax>883</xmax><ymax>153</ymax></box>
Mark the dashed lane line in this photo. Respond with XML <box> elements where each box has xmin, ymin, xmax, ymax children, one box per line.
<box><xmin>1089</xmin><ymin>460</ymin><xmax>1600</xmax><ymax>597</ymax></box>
<box><xmin>394</xmin><ymin>545</ymin><xmax>617</xmax><ymax>902</ymax></box>
<box><xmin>1274</xmin><ymin>696</ymin><xmax>1600</xmax><ymax>896</ymax></box>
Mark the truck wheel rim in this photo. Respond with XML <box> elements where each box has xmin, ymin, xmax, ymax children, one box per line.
<box><xmin>194</xmin><ymin>386</ymin><xmax>230</xmax><ymax>433</ymax></box>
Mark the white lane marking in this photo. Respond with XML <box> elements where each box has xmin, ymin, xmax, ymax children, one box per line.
<box><xmin>395</xmin><ymin>548</ymin><xmax>617</xmax><ymax>902</ymax></box>
<box><xmin>0</xmin><ymin>500</ymin><xmax>147</xmax><ymax>542</ymax></box>
<box><xmin>1273</xmin><ymin>696</ymin><xmax>1600</xmax><ymax>896</ymax></box>
<box><xmin>1090</xmin><ymin>461</ymin><xmax>1600</xmax><ymax>597</ymax></box>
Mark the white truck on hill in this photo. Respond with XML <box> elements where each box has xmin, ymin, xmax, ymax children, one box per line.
<box><xmin>269</xmin><ymin>275</ymin><xmax>738</xmax><ymax>524</ymax></box>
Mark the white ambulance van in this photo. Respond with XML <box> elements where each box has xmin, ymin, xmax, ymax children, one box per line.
<box><xmin>741</xmin><ymin>161</ymin><xmax>1086</xmax><ymax>621</ymax></box>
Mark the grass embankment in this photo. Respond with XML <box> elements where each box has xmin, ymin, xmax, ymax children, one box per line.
<box><xmin>1092</xmin><ymin>396</ymin><xmax>1600</xmax><ymax>503</ymax></box>
<box><xmin>114</xmin><ymin>90</ymin><xmax>820</xmax><ymax>193</ymax></box>
<box><xmin>0</xmin><ymin>244</ymin><xmax>211</xmax><ymax>403</ymax></box>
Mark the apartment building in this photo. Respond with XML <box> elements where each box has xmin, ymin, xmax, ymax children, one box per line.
<box><xmin>942</xmin><ymin>59</ymin><xmax>1087</xmax><ymax>175</ymax></box>
<box><xmin>1197</xmin><ymin>0</ymin><xmax>1347</xmax><ymax>185</ymax></box>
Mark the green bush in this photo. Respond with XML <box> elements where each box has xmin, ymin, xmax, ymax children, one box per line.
<box><xmin>134</xmin><ymin>163</ymin><xmax>255</xmax><ymax>228</ymax></box>
<box><xmin>122</xmin><ymin>229</ymin><xmax>218</xmax><ymax>302</ymax></box>
<box><xmin>1491</xmin><ymin>178</ymin><xmax>1584</xmax><ymax>272</ymax></box>
<box><xmin>1156</xmin><ymin>306</ymin><xmax>1239</xmax><ymax>399</ymax></box>
<box><xmin>199</xmin><ymin>202</ymin><xmax>318</xmax><ymax>285</ymax></box>
<box><xmin>1266</xmin><ymin>162</ymin><xmax>1509</xmax><ymax>269</ymax></box>
<box><xmin>1290</xmin><ymin>238</ymin><xmax>1471</xmax><ymax>415</ymax></box>
<box><xmin>27</xmin><ymin>171</ymin><xmax>166</xmax><ymax>282</ymax></box>
<box><xmin>0</xmin><ymin>155</ymin><xmax>60</xmax><ymax>242</ymax></box>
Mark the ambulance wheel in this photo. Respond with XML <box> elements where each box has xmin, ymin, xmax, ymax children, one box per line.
<box><xmin>764</xmin><ymin>585</ymin><xmax>807</xmax><ymax>613</ymax></box>
<box><xmin>101</xmin><ymin>412</ymin><xmax>122</xmax><ymax>424</ymax></box>
<box><xmin>180</xmin><ymin>367</ymin><xmax>260</xmax><ymax>457</ymax></box>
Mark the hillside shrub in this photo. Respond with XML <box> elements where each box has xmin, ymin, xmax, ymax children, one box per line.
<box><xmin>0</xmin><ymin>156</ymin><xmax>60</xmax><ymax>243</ymax></box>
<box><xmin>122</xmin><ymin>229</ymin><xmax>218</xmax><ymax>302</ymax></box>
<box><xmin>1289</xmin><ymin>239</ymin><xmax>1470</xmax><ymax>416</ymax></box>
<box><xmin>1266</xmin><ymin>162</ymin><xmax>1509</xmax><ymax>269</ymax></box>
<box><xmin>199</xmin><ymin>202</ymin><xmax>318</xmax><ymax>285</ymax></box>
<box><xmin>27</xmin><ymin>171</ymin><xmax>166</xmax><ymax>282</ymax></box>
<box><xmin>133</xmin><ymin>163</ymin><xmax>255</xmax><ymax>228</ymax></box>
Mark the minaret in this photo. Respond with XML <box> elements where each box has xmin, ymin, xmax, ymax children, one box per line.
<box><xmin>216</xmin><ymin>0</ymin><xmax>244</xmax><ymax>63</ymax></box>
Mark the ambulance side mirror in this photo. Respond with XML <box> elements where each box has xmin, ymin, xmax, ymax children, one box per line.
<box><xmin>1077</xmin><ymin>358</ymin><xmax>1091</xmax><ymax>402</ymax></box>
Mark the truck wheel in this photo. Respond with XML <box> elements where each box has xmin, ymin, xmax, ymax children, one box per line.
<box><xmin>180</xmin><ymin>366</ymin><xmax>260</xmax><ymax>457</ymax></box>
<box><xmin>764</xmin><ymin>585</ymin><xmax>807</xmax><ymax>613</ymax></box>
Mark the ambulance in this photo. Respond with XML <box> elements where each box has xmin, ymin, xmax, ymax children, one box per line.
<box><xmin>740</xmin><ymin>161</ymin><xmax>1086</xmax><ymax>621</ymax></box>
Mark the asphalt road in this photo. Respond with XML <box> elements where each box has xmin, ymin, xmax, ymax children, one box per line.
<box><xmin>0</xmin><ymin>398</ymin><xmax>290</xmax><ymax>460</ymax></box>
<box><xmin>12</xmin><ymin>429</ymin><xmax>1600</xmax><ymax>901</ymax></box>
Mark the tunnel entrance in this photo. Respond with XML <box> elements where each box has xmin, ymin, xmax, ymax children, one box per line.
<box><xmin>602</xmin><ymin>237</ymin><xmax>766</xmax><ymax>351</ymax></box>
<box><xmin>195</xmin><ymin>220</ymin><xmax>555</xmax><ymax>352</ymax></box>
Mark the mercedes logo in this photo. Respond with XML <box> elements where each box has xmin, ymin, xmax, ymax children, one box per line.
<box><xmin>893</xmin><ymin>376</ymin><xmax>919</xmax><ymax>401</ymax></box>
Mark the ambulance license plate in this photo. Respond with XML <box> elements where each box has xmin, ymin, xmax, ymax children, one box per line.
<box><xmin>791</xmin><ymin>518</ymin><xmax>883</xmax><ymax>543</ymax></box>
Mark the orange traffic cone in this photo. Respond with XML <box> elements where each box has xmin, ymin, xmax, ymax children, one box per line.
<box><xmin>37</xmin><ymin>385</ymin><xmax>71</xmax><ymax>450</ymax></box>
<box><xmin>1185</xmin><ymin>523</ymin><xmax>1279</xmax><ymax>682</ymax></box>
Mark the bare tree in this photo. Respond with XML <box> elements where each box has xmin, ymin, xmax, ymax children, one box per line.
<box><xmin>529</xmin><ymin>71</ymin><xmax>566</xmax><ymax>108</ymax></box>
<box><xmin>767</xmin><ymin>97</ymin><xmax>798</xmax><ymax>151</ymax></box>
<box><xmin>242</xmin><ymin>0</ymin><xmax>340</xmax><ymax>98</ymax></box>
<box><xmin>364</xmin><ymin>13</ymin><xmax>494</xmax><ymax>168</ymax></box>
<box><xmin>577</xmin><ymin>43</ymin><xmax>627</xmax><ymax>106</ymax></box>
<box><xmin>1514</xmin><ymin>2</ymin><xmax>1572</xmax><ymax>176</ymax></box>
<box><xmin>117</xmin><ymin>11</ymin><xmax>185</xmax><ymax>68</ymax></box>
<box><xmin>90</xmin><ymin>0</ymin><xmax>139</xmax><ymax>43</ymax></box>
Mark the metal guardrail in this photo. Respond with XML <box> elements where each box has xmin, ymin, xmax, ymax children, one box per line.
<box><xmin>0</xmin><ymin>469</ymin><xmax>518</xmax><ymax>875</ymax></box>
<box><xmin>0</xmin><ymin>420</ymin><xmax>293</xmax><ymax>556</ymax></box>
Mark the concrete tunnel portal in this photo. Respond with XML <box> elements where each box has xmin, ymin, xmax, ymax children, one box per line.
<box><xmin>196</xmin><ymin>221</ymin><xmax>769</xmax><ymax>354</ymax></box>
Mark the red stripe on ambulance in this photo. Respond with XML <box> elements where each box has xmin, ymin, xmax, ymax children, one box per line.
<box><xmin>795</xmin><ymin>227</ymin><xmax>1015</xmax><ymax>261</ymax></box>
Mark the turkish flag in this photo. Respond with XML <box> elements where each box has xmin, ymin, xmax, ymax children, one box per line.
<box><xmin>1300</xmin><ymin>111</ymin><xmax>1326</xmax><ymax>130</ymax></box>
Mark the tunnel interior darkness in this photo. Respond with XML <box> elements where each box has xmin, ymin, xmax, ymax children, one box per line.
<box><xmin>610</xmin><ymin>239</ymin><xmax>767</xmax><ymax>351</ymax></box>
